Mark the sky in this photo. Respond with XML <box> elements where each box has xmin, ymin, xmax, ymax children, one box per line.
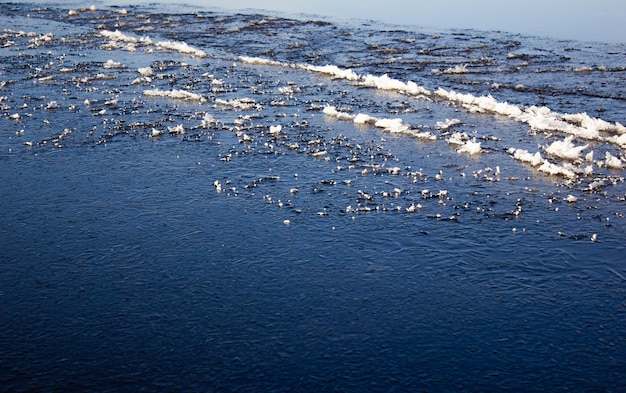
<box><xmin>183</xmin><ymin>0</ymin><xmax>626</xmax><ymax>44</ymax></box>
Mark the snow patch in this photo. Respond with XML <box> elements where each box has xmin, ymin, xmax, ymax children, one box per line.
<box><xmin>144</xmin><ymin>89</ymin><xmax>206</xmax><ymax>102</ymax></box>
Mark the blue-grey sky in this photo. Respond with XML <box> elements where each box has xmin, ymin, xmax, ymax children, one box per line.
<box><xmin>181</xmin><ymin>0</ymin><xmax>625</xmax><ymax>43</ymax></box>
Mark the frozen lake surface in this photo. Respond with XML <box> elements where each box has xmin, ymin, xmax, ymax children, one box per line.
<box><xmin>1</xmin><ymin>2</ymin><xmax>625</xmax><ymax>391</ymax></box>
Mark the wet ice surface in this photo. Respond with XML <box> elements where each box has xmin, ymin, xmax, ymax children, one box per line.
<box><xmin>1</xmin><ymin>3</ymin><xmax>625</xmax><ymax>392</ymax></box>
